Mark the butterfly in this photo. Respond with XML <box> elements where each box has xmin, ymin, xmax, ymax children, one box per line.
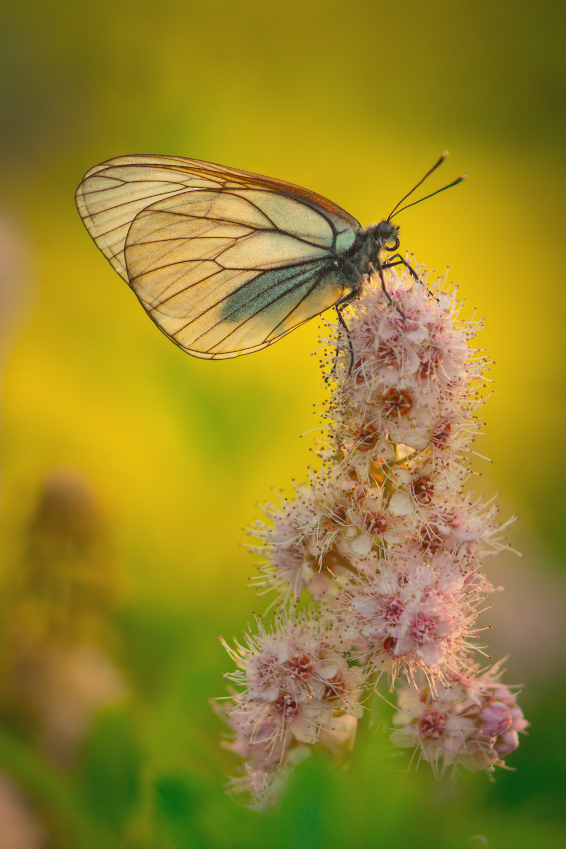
<box><xmin>76</xmin><ymin>153</ymin><xmax>463</xmax><ymax>360</ymax></box>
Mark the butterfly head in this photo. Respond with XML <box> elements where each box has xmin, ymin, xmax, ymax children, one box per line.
<box><xmin>376</xmin><ymin>220</ymin><xmax>400</xmax><ymax>253</ymax></box>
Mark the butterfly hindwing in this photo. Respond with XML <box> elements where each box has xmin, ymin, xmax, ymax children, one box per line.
<box><xmin>125</xmin><ymin>188</ymin><xmax>355</xmax><ymax>358</ymax></box>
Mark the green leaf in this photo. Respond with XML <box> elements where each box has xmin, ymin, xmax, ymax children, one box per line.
<box><xmin>154</xmin><ymin>773</ymin><xmax>206</xmax><ymax>848</ymax></box>
<box><xmin>80</xmin><ymin>708</ymin><xmax>142</xmax><ymax>835</ymax></box>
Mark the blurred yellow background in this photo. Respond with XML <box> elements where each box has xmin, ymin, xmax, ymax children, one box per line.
<box><xmin>0</xmin><ymin>1</ymin><xmax>565</xmax><ymax>847</ymax></box>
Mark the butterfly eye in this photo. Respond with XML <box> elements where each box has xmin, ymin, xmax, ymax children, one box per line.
<box><xmin>377</xmin><ymin>221</ymin><xmax>394</xmax><ymax>240</ymax></box>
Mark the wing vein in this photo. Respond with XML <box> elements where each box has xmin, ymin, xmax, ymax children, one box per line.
<box><xmin>202</xmin><ymin>268</ymin><xmax>328</xmax><ymax>352</ymax></box>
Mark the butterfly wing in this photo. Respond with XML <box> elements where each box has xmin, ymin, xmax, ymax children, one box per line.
<box><xmin>76</xmin><ymin>155</ymin><xmax>361</xmax><ymax>358</ymax></box>
<box><xmin>76</xmin><ymin>155</ymin><xmax>226</xmax><ymax>281</ymax></box>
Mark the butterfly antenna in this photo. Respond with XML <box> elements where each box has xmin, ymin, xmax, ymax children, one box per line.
<box><xmin>389</xmin><ymin>174</ymin><xmax>467</xmax><ymax>219</ymax></box>
<box><xmin>387</xmin><ymin>151</ymin><xmax>450</xmax><ymax>221</ymax></box>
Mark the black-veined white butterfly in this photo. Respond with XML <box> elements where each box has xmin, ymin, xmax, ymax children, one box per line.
<box><xmin>76</xmin><ymin>153</ymin><xmax>464</xmax><ymax>360</ymax></box>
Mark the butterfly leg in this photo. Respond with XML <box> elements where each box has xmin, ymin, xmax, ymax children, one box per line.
<box><xmin>323</xmin><ymin>306</ymin><xmax>353</xmax><ymax>382</ymax></box>
<box><xmin>382</xmin><ymin>255</ymin><xmax>439</xmax><ymax>303</ymax></box>
<box><xmin>369</xmin><ymin>258</ymin><xmax>406</xmax><ymax>320</ymax></box>
<box><xmin>336</xmin><ymin>306</ymin><xmax>354</xmax><ymax>376</ymax></box>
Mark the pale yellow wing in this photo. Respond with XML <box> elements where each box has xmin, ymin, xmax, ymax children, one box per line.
<box><xmin>76</xmin><ymin>155</ymin><xmax>361</xmax><ymax>358</ymax></box>
<box><xmin>76</xmin><ymin>155</ymin><xmax>225</xmax><ymax>281</ymax></box>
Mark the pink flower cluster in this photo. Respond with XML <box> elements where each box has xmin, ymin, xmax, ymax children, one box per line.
<box><xmin>344</xmin><ymin>557</ymin><xmax>477</xmax><ymax>681</ymax></box>
<box><xmin>220</xmin><ymin>611</ymin><xmax>363</xmax><ymax>748</ymax></box>
<box><xmin>391</xmin><ymin>662</ymin><xmax>529</xmax><ymax>774</ymax></box>
<box><xmin>216</xmin><ymin>611</ymin><xmax>361</xmax><ymax>807</ymax></box>
<box><xmin>218</xmin><ymin>265</ymin><xmax>527</xmax><ymax>808</ymax></box>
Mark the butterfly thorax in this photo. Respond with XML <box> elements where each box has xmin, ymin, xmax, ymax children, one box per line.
<box><xmin>337</xmin><ymin>220</ymin><xmax>401</xmax><ymax>294</ymax></box>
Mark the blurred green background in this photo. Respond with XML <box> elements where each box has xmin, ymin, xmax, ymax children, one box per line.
<box><xmin>1</xmin><ymin>1</ymin><xmax>565</xmax><ymax>846</ymax></box>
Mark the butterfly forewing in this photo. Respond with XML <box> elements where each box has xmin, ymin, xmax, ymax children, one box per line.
<box><xmin>76</xmin><ymin>155</ymin><xmax>361</xmax><ymax>358</ymax></box>
<box><xmin>76</xmin><ymin>157</ymin><xmax>222</xmax><ymax>281</ymax></box>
